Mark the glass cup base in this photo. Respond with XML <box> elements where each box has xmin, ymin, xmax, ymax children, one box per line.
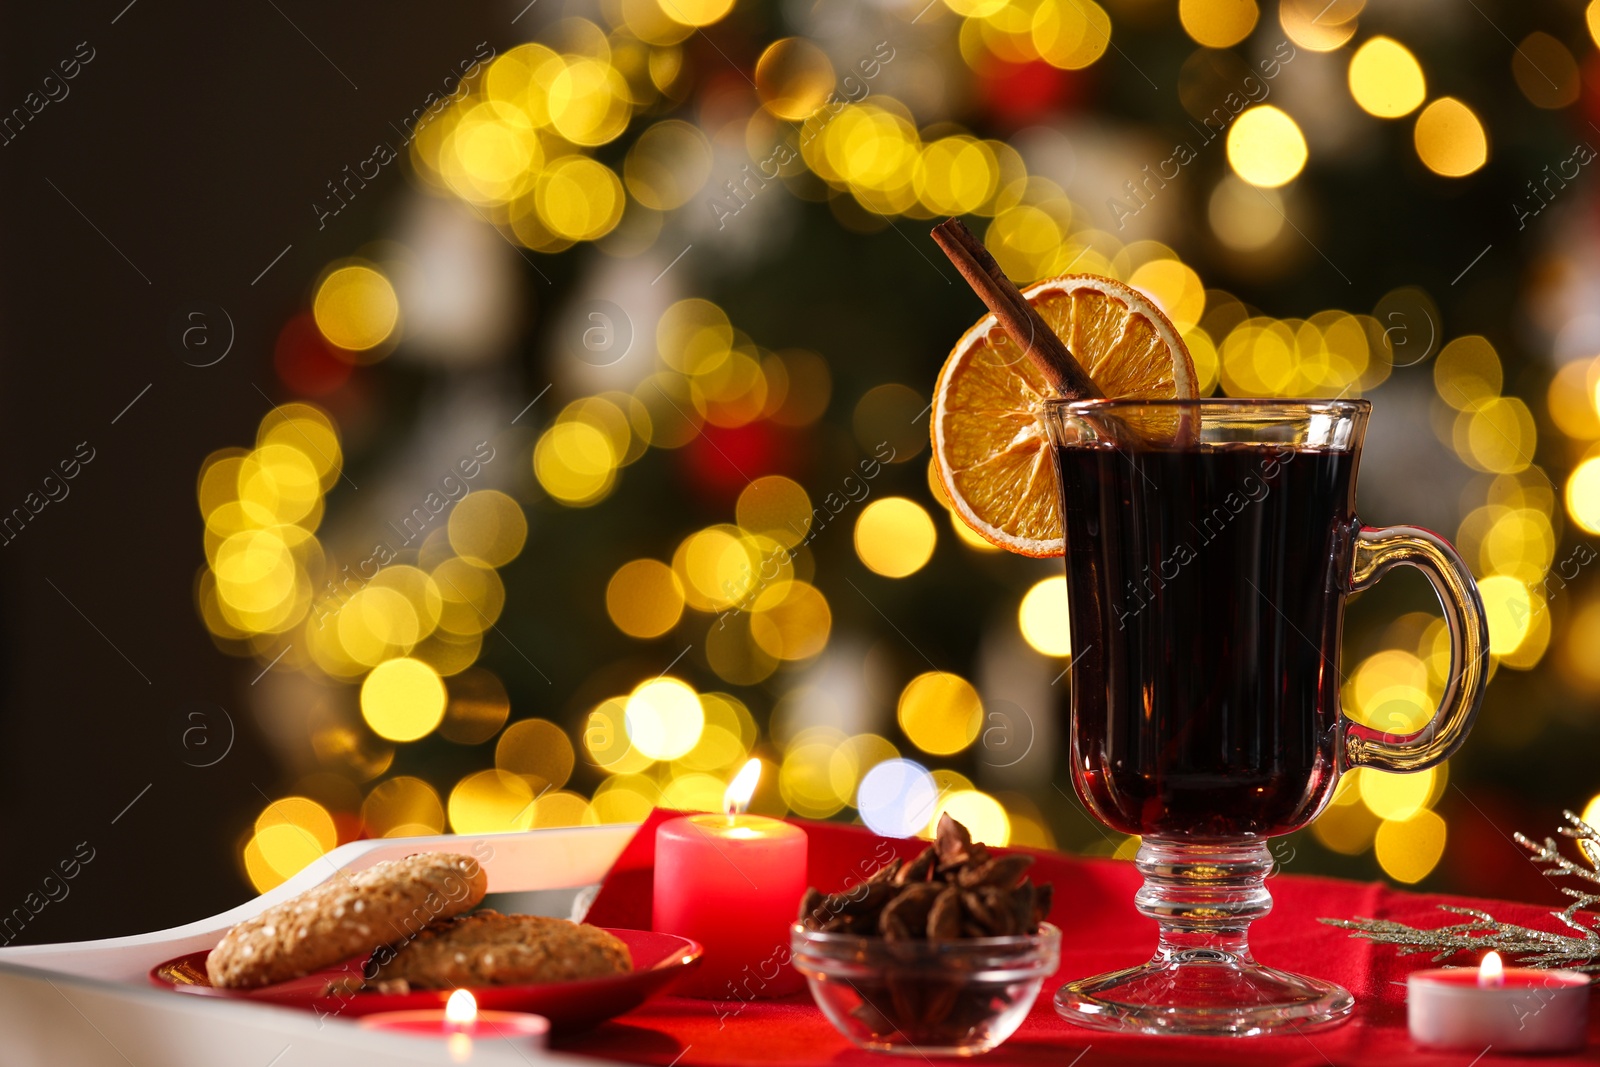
<box><xmin>1054</xmin><ymin>952</ymin><xmax>1355</xmax><ymax>1037</ymax></box>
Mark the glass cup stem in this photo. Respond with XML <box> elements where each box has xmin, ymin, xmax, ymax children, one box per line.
<box><xmin>1056</xmin><ymin>836</ymin><xmax>1353</xmax><ymax>1036</ymax></box>
<box><xmin>1135</xmin><ymin>837</ymin><xmax>1272</xmax><ymax>965</ymax></box>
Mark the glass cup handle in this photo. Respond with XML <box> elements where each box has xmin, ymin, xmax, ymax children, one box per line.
<box><xmin>1343</xmin><ymin>524</ymin><xmax>1490</xmax><ymax>773</ymax></box>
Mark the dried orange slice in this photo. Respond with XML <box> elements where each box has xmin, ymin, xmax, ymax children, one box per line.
<box><xmin>931</xmin><ymin>274</ymin><xmax>1198</xmax><ymax>557</ymax></box>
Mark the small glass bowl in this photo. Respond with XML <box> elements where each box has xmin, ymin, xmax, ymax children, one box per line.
<box><xmin>790</xmin><ymin>922</ymin><xmax>1061</xmax><ymax>1056</ymax></box>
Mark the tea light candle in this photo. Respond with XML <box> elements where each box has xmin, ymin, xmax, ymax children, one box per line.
<box><xmin>654</xmin><ymin>760</ymin><xmax>807</xmax><ymax>999</ymax></box>
<box><xmin>1408</xmin><ymin>951</ymin><xmax>1590</xmax><ymax>1054</ymax></box>
<box><xmin>360</xmin><ymin>989</ymin><xmax>549</xmax><ymax>1062</ymax></box>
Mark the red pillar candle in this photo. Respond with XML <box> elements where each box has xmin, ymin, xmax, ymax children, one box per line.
<box><xmin>653</xmin><ymin>760</ymin><xmax>808</xmax><ymax>999</ymax></box>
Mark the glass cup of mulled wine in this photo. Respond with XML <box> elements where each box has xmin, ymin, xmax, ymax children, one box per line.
<box><xmin>1044</xmin><ymin>398</ymin><xmax>1488</xmax><ymax>1037</ymax></box>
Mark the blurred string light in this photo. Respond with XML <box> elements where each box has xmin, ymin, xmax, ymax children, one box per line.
<box><xmin>1018</xmin><ymin>576</ymin><xmax>1071</xmax><ymax>656</ymax></box>
<box><xmin>854</xmin><ymin>498</ymin><xmax>937</xmax><ymax>577</ymax></box>
<box><xmin>1280</xmin><ymin>0</ymin><xmax>1362</xmax><ymax>52</ymax></box>
<box><xmin>1226</xmin><ymin>106</ymin><xmax>1307</xmax><ymax>188</ymax></box>
<box><xmin>1179</xmin><ymin>0</ymin><xmax>1258</xmax><ymax>49</ymax></box>
<box><xmin>1413</xmin><ymin>98</ymin><xmax>1487</xmax><ymax>178</ymax></box>
<box><xmin>1347</xmin><ymin>37</ymin><xmax>1425</xmax><ymax>119</ymax></box>
<box><xmin>313</xmin><ymin>264</ymin><xmax>400</xmax><ymax>356</ymax></box>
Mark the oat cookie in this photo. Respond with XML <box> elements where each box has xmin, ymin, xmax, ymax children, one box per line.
<box><xmin>377</xmin><ymin>909</ymin><xmax>632</xmax><ymax>988</ymax></box>
<box><xmin>206</xmin><ymin>852</ymin><xmax>487</xmax><ymax>989</ymax></box>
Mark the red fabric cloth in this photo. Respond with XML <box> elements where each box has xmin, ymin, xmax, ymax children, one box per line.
<box><xmin>560</xmin><ymin>810</ymin><xmax>1597</xmax><ymax>1066</ymax></box>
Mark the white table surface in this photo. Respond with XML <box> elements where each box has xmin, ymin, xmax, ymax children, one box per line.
<box><xmin>0</xmin><ymin>824</ymin><xmax>642</xmax><ymax>1067</ymax></box>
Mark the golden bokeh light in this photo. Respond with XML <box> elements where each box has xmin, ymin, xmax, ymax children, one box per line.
<box><xmin>1583</xmin><ymin>791</ymin><xmax>1600</xmax><ymax>828</ymax></box>
<box><xmin>1414</xmin><ymin>98</ymin><xmax>1487</xmax><ymax>177</ymax></box>
<box><xmin>536</xmin><ymin>157</ymin><xmax>625</xmax><ymax>241</ymax></box>
<box><xmin>1453</xmin><ymin>398</ymin><xmax>1535</xmax><ymax>475</ymax></box>
<box><xmin>780</xmin><ymin>729</ymin><xmax>850</xmax><ymax>818</ymax></box>
<box><xmin>1280</xmin><ymin>0</ymin><xmax>1361</xmax><ymax>52</ymax></box>
<box><xmin>259</xmin><ymin>406</ymin><xmax>340</xmax><ymax>489</ymax></box>
<box><xmin>625</xmin><ymin>677</ymin><xmax>705</xmax><ymax>759</ymax></box>
<box><xmin>1359</xmin><ymin>767</ymin><xmax>1436</xmax><ymax>821</ymax></box>
<box><xmin>444</xmin><ymin>103</ymin><xmax>543</xmax><ymax>205</ymax></box>
<box><xmin>433</xmin><ymin>557</ymin><xmax>506</xmax><ymax>635</ymax></box>
<box><xmin>245</xmin><ymin>824</ymin><xmax>325</xmax><ymax>887</ymax></box>
<box><xmin>1018</xmin><ymin>576</ymin><xmax>1071</xmax><ymax>656</ymax></box>
<box><xmin>898</xmin><ymin>671</ymin><xmax>983</xmax><ymax>755</ymax></box>
<box><xmin>590</xmin><ymin>773</ymin><xmax>662</xmax><ymax>823</ymax></box>
<box><xmin>584</xmin><ymin>696</ymin><xmax>655</xmax><ymax>773</ymax></box>
<box><xmin>256</xmin><ymin>796</ymin><xmax>338</xmax><ymax>850</ymax></box>
<box><xmin>606</xmin><ymin>559</ymin><xmax>686</xmax><ymax>638</ymax></box>
<box><xmin>313</xmin><ymin>265</ymin><xmax>400</xmax><ymax>353</ymax></box>
<box><xmin>674</xmin><ymin>720</ymin><xmax>748</xmax><ymax>776</ymax></box>
<box><xmin>736</xmin><ymin>476</ymin><xmax>812</xmax><ymax>549</ymax></box>
<box><xmin>338</xmin><ymin>586</ymin><xmax>421</xmax><ymax>666</ymax></box>
<box><xmin>1226</xmin><ymin>106</ymin><xmax>1308</xmax><ymax>188</ymax></box>
<box><xmin>755</xmin><ymin>38</ymin><xmax>835</xmax><ymax>122</ymax></box>
<box><xmin>1209</xmin><ymin>176</ymin><xmax>1284</xmax><ymax>252</ymax></box>
<box><xmin>1031</xmin><ymin>0</ymin><xmax>1112</xmax><ymax>70</ymax></box>
<box><xmin>1129</xmin><ymin>258</ymin><xmax>1205</xmax><ymax>332</ymax></box>
<box><xmin>930</xmin><ymin>789</ymin><xmax>1010</xmax><ymax>846</ymax></box>
<box><xmin>1347</xmin><ymin>36</ymin><xmax>1425</xmax><ymax>118</ymax></box>
<box><xmin>1434</xmin><ymin>335</ymin><xmax>1502</xmax><ymax>410</ymax></box>
<box><xmin>533</xmin><ymin>790</ymin><xmax>592</xmax><ymax>827</ymax></box>
<box><xmin>915</xmin><ymin>137</ymin><xmax>1000</xmax><ymax>217</ymax></box>
<box><xmin>534</xmin><ymin>420</ymin><xmax>618</xmax><ymax>505</ymax></box>
<box><xmin>748</xmin><ymin>580</ymin><xmax>832</xmax><ymax>660</ymax></box>
<box><xmin>448</xmin><ymin>769</ymin><xmax>536</xmax><ymax>833</ymax></box>
<box><xmin>854</xmin><ymin>498</ymin><xmax>937</xmax><ymax>578</ymax></box>
<box><xmin>1179</xmin><ymin>0</ymin><xmax>1258</xmax><ymax>49</ymax></box>
<box><xmin>1547</xmin><ymin>360</ymin><xmax>1600</xmax><ymax>440</ymax></box>
<box><xmin>1374</xmin><ymin>809</ymin><xmax>1447</xmax><ymax>883</ymax></box>
<box><xmin>238</xmin><ymin>445</ymin><xmax>322</xmax><ymax>527</ymax></box>
<box><xmin>673</xmin><ymin>525</ymin><xmax>758</xmax><ymax>611</ymax></box>
<box><xmin>1566</xmin><ymin>457</ymin><xmax>1600</xmax><ymax>534</ymax></box>
<box><xmin>661</xmin><ymin>771</ymin><xmax>729</xmax><ymax>813</ymax></box>
<box><xmin>447</xmin><ymin>490</ymin><xmax>528</xmax><ymax>568</ymax></box>
<box><xmin>250</xmin><ymin>796</ymin><xmax>338</xmax><ymax>884</ymax></box>
<box><xmin>706</xmin><ymin>614</ymin><xmax>781</xmax><ymax>686</ymax></box>
<box><xmin>661</xmin><ymin>0</ymin><xmax>736</xmax><ymax>28</ymax></box>
<box><xmin>624</xmin><ymin>120</ymin><xmax>714</xmax><ymax>211</ymax></box>
<box><xmin>360</xmin><ymin>658</ymin><xmax>448</xmax><ymax>742</ymax></box>
<box><xmin>1477</xmin><ymin>574</ymin><xmax>1534</xmax><ymax>657</ymax></box>
<box><xmin>1312</xmin><ymin>771</ymin><xmax>1381</xmax><ymax>855</ymax></box>
<box><xmin>362</xmin><ymin>776</ymin><xmax>446</xmax><ymax>838</ymax></box>
<box><xmin>496</xmin><ymin>718</ymin><xmax>577</xmax><ymax>792</ymax></box>
<box><xmin>658</xmin><ymin>299</ymin><xmax>733</xmax><ymax>375</ymax></box>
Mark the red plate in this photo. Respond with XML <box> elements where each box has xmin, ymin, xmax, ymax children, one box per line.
<box><xmin>150</xmin><ymin>928</ymin><xmax>701</xmax><ymax>1034</ymax></box>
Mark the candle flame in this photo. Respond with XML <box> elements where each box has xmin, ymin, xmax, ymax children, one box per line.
<box><xmin>446</xmin><ymin>988</ymin><xmax>478</xmax><ymax>1024</ymax></box>
<box><xmin>724</xmin><ymin>758</ymin><xmax>762</xmax><ymax>815</ymax></box>
<box><xmin>1478</xmin><ymin>951</ymin><xmax>1504</xmax><ymax>988</ymax></box>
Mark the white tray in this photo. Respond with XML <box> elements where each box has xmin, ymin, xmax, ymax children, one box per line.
<box><xmin>0</xmin><ymin>824</ymin><xmax>640</xmax><ymax>1066</ymax></box>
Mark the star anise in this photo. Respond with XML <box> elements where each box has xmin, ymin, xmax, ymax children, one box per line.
<box><xmin>797</xmin><ymin>813</ymin><xmax>1053</xmax><ymax>941</ymax></box>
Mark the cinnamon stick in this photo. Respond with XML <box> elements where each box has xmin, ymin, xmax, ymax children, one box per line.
<box><xmin>931</xmin><ymin>218</ymin><xmax>1101</xmax><ymax>400</ymax></box>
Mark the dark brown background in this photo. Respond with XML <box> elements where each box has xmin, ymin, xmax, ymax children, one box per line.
<box><xmin>0</xmin><ymin>0</ymin><xmax>507</xmax><ymax>944</ymax></box>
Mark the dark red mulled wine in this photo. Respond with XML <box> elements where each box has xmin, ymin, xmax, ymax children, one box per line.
<box><xmin>1053</xmin><ymin>441</ymin><xmax>1357</xmax><ymax>839</ymax></box>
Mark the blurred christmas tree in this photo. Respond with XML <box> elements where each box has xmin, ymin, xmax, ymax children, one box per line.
<box><xmin>195</xmin><ymin>0</ymin><xmax>1600</xmax><ymax>899</ymax></box>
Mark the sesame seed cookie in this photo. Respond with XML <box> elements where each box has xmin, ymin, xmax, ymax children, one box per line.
<box><xmin>206</xmin><ymin>852</ymin><xmax>487</xmax><ymax>989</ymax></box>
<box><xmin>375</xmin><ymin>910</ymin><xmax>632</xmax><ymax>988</ymax></box>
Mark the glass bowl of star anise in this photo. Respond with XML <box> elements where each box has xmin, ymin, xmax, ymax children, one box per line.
<box><xmin>790</xmin><ymin>815</ymin><xmax>1060</xmax><ymax>1056</ymax></box>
